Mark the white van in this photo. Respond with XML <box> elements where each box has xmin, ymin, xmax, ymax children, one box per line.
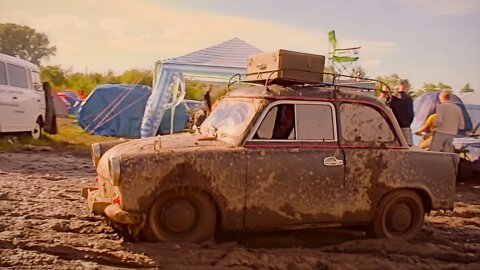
<box><xmin>0</xmin><ymin>53</ymin><xmax>46</xmax><ymax>139</ymax></box>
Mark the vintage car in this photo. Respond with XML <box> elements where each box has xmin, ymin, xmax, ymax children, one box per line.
<box><xmin>83</xmin><ymin>83</ymin><xmax>458</xmax><ymax>243</ymax></box>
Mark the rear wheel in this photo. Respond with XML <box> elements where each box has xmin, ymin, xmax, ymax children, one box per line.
<box><xmin>369</xmin><ymin>190</ymin><xmax>424</xmax><ymax>240</ymax></box>
<box><xmin>146</xmin><ymin>189</ymin><xmax>216</xmax><ymax>243</ymax></box>
<box><xmin>31</xmin><ymin>118</ymin><xmax>42</xmax><ymax>140</ymax></box>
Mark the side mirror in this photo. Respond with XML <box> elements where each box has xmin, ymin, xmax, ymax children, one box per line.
<box><xmin>33</xmin><ymin>82</ymin><xmax>42</xmax><ymax>91</ymax></box>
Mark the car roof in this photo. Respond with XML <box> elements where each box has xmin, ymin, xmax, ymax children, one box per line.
<box><xmin>228</xmin><ymin>84</ymin><xmax>385</xmax><ymax>106</ymax></box>
<box><xmin>0</xmin><ymin>53</ymin><xmax>39</xmax><ymax>70</ymax></box>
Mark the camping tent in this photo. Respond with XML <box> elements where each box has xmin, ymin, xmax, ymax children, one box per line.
<box><xmin>140</xmin><ymin>38</ymin><xmax>262</xmax><ymax>138</ymax></box>
<box><xmin>77</xmin><ymin>84</ymin><xmax>190</xmax><ymax>137</ymax></box>
<box><xmin>411</xmin><ymin>91</ymin><xmax>473</xmax><ymax>145</ymax></box>
<box><xmin>77</xmin><ymin>84</ymin><xmax>151</xmax><ymax>137</ymax></box>
<box><xmin>51</xmin><ymin>92</ymin><xmax>69</xmax><ymax>117</ymax></box>
<box><xmin>458</xmin><ymin>92</ymin><xmax>480</xmax><ymax>128</ymax></box>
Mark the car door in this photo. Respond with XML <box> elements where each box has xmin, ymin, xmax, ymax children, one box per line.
<box><xmin>6</xmin><ymin>63</ymin><xmax>37</xmax><ymax>130</ymax></box>
<box><xmin>338</xmin><ymin>102</ymin><xmax>402</xmax><ymax>221</ymax></box>
<box><xmin>243</xmin><ymin>100</ymin><xmax>346</xmax><ymax>229</ymax></box>
<box><xmin>0</xmin><ymin>61</ymin><xmax>13</xmax><ymax>131</ymax></box>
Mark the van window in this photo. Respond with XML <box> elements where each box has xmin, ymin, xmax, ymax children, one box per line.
<box><xmin>0</xmin><ymin>62</ymin><xmax>6</xmax><ymax>85</ymax></box>
<box><xmin>7</xmin><ymin>63</ymin><xmax>28</xmax><ymax>88</ymax></box>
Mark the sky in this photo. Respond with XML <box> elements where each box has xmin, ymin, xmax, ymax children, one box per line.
<box><xmin>1</xmin><ymin>0</ymin><xmax>479</xmax><ymax>92</ymax></box>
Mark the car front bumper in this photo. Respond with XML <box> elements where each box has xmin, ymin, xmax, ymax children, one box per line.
<box><xmin>82</xmin><ymin>186</ymin><xmax>145</xmax><ymax>225</ymax></box>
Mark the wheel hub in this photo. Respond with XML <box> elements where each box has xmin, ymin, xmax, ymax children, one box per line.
<box><xmin>386</xmin><ymin>203</ymin><xmax>413</xmax><ymax>233</ymax></box>
<box><xmin>162</xmin><ymin>199</ymin><xmax>196</xmax><ymax>234</ymax></box>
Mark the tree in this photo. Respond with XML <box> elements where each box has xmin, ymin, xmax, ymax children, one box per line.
<box><xmin>461</xmin><ymin>83</ymin><xmax>475</xmax><ymax>93</ymax></box>
<box><xmin>0</xmin><ymin>23</ymin><xmax>56</xmax><ymax>65</ymax></box>
<box><xmin>40</xmin><ymin>65</ymin><xmax>66</xmax><ymax>88</ymax></box>
<box><xmin>374</xmin><ymin>74</ymin><xmax>409</xmax><ymax>93</ymax></box>
<box><xmin>351</xmin><ymin>65</ymin><xmax>366</xmax><ymax>78</ymax></box>
<box><xmin>411</xmin><ymin>82</ymin><xmax>452</xmax><ymax>98</ymax></box>
<box><xmin>118</xmin><ymin>69</ymin><xmax>153</xmax><ymax>86</ymax></box>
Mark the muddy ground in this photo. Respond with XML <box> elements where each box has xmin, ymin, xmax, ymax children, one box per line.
<box><xmin>0</xmin><ymin>149</ymin><xmax>479</xmax><ymax>270</ymax></box>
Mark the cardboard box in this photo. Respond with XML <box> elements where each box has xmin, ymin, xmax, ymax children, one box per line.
<box><xmin>246</xmin><ymin>49</ymin><xmax>325</xmax><ymax>84</ymax></box>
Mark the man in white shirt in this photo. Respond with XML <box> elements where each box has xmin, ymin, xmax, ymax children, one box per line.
<box><xmin>429</xmin><ymin>90</ymin><xmax>465</xmax><ymax>152</ymax></box>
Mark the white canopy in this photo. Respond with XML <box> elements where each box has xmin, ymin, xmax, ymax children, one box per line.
<box><xmin>140</xmin><ymin>38</ymin><xmax>262</xmax><ymax>137</ymax></box>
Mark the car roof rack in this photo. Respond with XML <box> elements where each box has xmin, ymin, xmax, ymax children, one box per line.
<box><xmin>227</xmin><ymin>68</ymin><xmax>393</xmax><ymax>95</ymax></box>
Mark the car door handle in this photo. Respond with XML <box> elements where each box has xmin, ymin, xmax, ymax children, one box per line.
<box><xmin>323</xmin><ymin>156</ymin><xmax>344</xmax><ymax>166</ymax></box>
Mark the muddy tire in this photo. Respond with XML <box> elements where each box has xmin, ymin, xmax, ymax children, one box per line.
<box><xmin>146</xmin><ymin>189</ymin><xmax>216</xmax><ymax>243</ymax></box>
<box><xmin>369</xmin><ymin>190</ymin><xmax>424</xmax><ymax>240</ymax></box>
<box><xmin>31</xmin><ymin>118</ymin><xmax>42</xmax><ymax>140</ymax></box>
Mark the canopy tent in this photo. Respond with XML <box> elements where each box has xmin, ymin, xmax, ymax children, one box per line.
<box><xmin>140</xmin><ymin>38</ymin><xmax>262</xmax><ymax>138</ymax></box>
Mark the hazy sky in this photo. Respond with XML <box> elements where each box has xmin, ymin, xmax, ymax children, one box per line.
<box><xmin>1</xmin><ymin>0</ymin><xmax>479</xmax><ymax>91</ymax></box>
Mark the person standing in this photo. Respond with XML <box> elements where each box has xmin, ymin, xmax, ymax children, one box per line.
<box><xmin>389</xmin><ymin>79</ymin><xmax>414</xmax><ymax>145</ymax></box>
<box><xmin>42</xmin><ymin>82</ymin><xmax>58</xmax><ymax>134</ymax></box>
<box><xmin>203</xmin><ymin>85</ymin><xmax>212</xmax><ymax>117</ymax></box>
<box><xmin>429</xmin><ymin>90</ymin><xmax>465</xmax><ymax>152</ymax></box>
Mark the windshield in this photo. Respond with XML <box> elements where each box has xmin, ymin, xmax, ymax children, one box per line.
<box><xmin>200</xmin><ymin>99</ymin><xmax>258</xmax><ymax>144</ymax></box>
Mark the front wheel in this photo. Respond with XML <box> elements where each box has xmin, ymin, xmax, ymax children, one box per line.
<box><xmin>31</xmin><ymin>119</ymin><xmax>42</xmax><ymax>140</ymax></box>
<box><xmin>369</xmin><ymin>190</ymin><xmax>424</xmax><ymax>240</ymax></box>
<box><xmin>146</xmin><ymin>189</ymin><xmax>216</xmax><ymax>243</ymax></box>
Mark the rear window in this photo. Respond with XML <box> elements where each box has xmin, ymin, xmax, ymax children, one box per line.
<box><xmin>7</xmin><ymin>63</ymin><xmax>28</xmax><ymax>88</ymax></box>
<box><xmin>0</xmin><ymin>62</ymin><xmax>6</xmax><ymax>85</ymax></box>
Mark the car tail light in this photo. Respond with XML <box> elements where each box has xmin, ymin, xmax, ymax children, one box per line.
<box><xmin>112</xmin><ymin>196</ymin><xmax>120</xmax><ymax>204</ymax></box>
<box><xmin>95</xmin><ymin>176</ymin><xmax>99</xmax><ymax>182</ymax></box>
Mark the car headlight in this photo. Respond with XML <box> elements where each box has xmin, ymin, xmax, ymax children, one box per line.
<box><xmin>91</xmin><ymin>143</ymin><xmax>101</xmax><ymax>167</ymax></box>
<box><xmin>108</xmin><ymin>156</ymin><xmax>121</xmax><ymax>186</ymax></box>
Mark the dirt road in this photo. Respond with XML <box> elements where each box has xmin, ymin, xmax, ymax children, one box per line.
<box><xmin>0</xmin><ymin>150</ymin><xmax>479</xmax><ymax>269</ymax></box>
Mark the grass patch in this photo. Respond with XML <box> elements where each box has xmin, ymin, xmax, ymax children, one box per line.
<box><xmin>0</xmin><ymin>118</ymin><xmax>117</xmax><ymax>155</ymax></box>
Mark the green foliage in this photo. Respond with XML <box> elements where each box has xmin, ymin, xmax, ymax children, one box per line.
<box><xmin>40</xmin><ymin>66</ymin><xmax>153</xmax><ymax>95</ymax></box>
<box><xmin>374</xmin><ymin>74</ymin><xmax>407</xmax><ymax>92</ymax></box>
<box><xmin>411</xmin><ymin>82</ymin><xmax>452</xmax><ymax>98</ymax></box>
<box><xmin>0</xmin><ymin>23</ymin><xmax>56</xmax><ymax>65</ymax></box>
<box><xmin>461</xmin><ymin>83</ymin><xmax>475</xmax><ymax>93</ymax></box>
<box><xmin>185</xmin><ymin>80</ymin><xmax>205</xmax><ymax>100</ymax></box>
<box><xmin>40</xmin><ymin>65</ymin><xmax>66</xmax><ymax>86</ymax></box>
<box><xmin>119</xmin><ymin>69</ymin><xmax>153</xmax><ymax>85</ymax></box>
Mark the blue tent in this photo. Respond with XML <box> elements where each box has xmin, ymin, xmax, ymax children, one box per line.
<box><xmin>411</xmin><ymin>91</ymin><xmax>473</xmax><ymax>138</ymax></box>
<box><xmin>141</xmin><ymin>38</ymin><xmax>262</xmax><ymax>138</ymax></box>
<box><xmin>458</xmin><ymin>92</ymin><xmax>480</xmax><ymax>128</ymax></box>
<box><xmin>77</xmin><ymin>84</ymin><xmax>189</xmax><ymax>137</ymax></box>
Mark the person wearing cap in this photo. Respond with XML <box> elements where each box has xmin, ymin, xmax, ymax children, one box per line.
<box><xmin>429</xmin><ymin>90</ymin><xmax>464</xmax><ymax>152</ymax></box>
<box><xmin>389</xmin><ymin>79</ymin><xmax>414</xmax><ymax>146</ymax></box>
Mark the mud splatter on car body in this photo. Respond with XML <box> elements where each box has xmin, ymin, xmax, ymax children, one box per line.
<box><xmin>85</xmin><ymin>85</ymin><xmax>458</xmax><ymax>238</ymax></box>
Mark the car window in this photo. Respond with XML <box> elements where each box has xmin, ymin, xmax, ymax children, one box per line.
<box><xmin>255</xmin><ymin>104</ymin><xmax>296</xmax><ymax>140</ymax></box>
<box><xmin>200</xmin><ymin>100</ymin><xmax>257</xmax><ymax>140</ymax></box>
<box><xmin>7</xmin><ymin>63</ymin><xmax>28</xmax><ymax>88</ymax></box>
<box><xmin>340</xmin><ymin>103</ymin><xmax>394</xmax><ymax>143</ymax></box>
<box><xmin>296</xmin><ymin>104</ymin><xmax>335</xmax><ymax>141</ymax></box>
<box><xmin>0</xmin><ymin>62</ymin><xmax>6</xmax><ymax>85</ymax></box>
<box><xmin>253</xmin><ymin>102</ymin><xmax>336</xmax><ymax>141</ymax></box>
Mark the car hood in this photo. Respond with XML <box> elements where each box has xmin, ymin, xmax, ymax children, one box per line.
<box><xmin>96</xmin><ymin>133</ymin><xmax>231</xmax><ymax>178</ymax></box>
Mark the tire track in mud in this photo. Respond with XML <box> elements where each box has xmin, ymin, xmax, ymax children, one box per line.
<box><xmin>0</xmin><ymin>151</ymin><xmax>156</xmax><ymax>269</ymax></box>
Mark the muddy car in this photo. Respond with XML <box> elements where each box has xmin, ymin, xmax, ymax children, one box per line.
<box><xmin>83</xmin><ymin>83</ymin><xmax>458</xmax><ymax>243</ymax></box>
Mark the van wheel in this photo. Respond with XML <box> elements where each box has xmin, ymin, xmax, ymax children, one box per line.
<box><xmin>146</xmin><ymin>189</ymin><xmax>216</xmax><ymax>243</ymax></box>
<box><xmin>369</xmin><ymin>190</ymin><xmax>424</xmax><ymax>240</ymax></box>
<box><xmin>31</xmin><ymin>119</ymin><xmax>42</xmax><ymax>140</ymax></box>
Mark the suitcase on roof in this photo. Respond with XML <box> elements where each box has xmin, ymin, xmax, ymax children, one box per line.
<box><xmin>245</xmin><ymin>49</ymin><xmax>325</xmax><ymax>84</ymax></box>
